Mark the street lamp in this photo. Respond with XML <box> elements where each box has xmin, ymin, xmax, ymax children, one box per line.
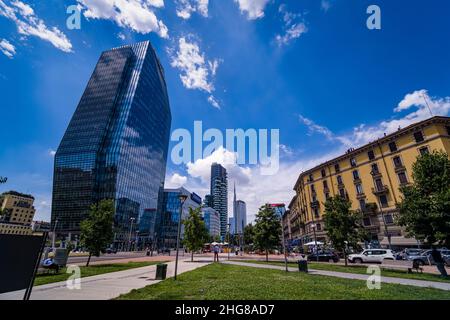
<box><xmin>52</xmin><ymin>219</ymin><xmax>58</xmax><ymax>249</ymax></box>
<box><xmin>227</xmin><ymin>223</ymin><xmax>231</xmax><ymax>260</ymax></box>
<box><xmin>127</xmin><ymin>217</ymin><xmax>135</xmax><ymax>252</ymax></box>
<box><xmin>174</xmin><ymin>193</ymin><xmax>188</xmax><ymax>280</ymax></box>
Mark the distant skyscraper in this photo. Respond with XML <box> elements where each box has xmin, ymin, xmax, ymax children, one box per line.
<box><xmin>232</xmin><ymin>183</ymin><xmax>247</xmax><ymax>235</ymax></box>
<box><xmin>201</xmin><ymin>207</ymin><xmax>220</xmax><ymax>238</ymax></box>
<box><xmin>210</xmin><ymin>163</ymin><xmax>228</xmax><ymax>238</ymax></box>
<box><xmin>51</xmin><ymin>41</ymin><xmax>171</xmax><ymax>249</ymax></box>
<box><xmin>159</xmin><ymin>188</ymin><xmax>202</xmax><ymax>249</ymax></box>
<box><xmin>228</xmin><ymin>217</ymin><xmax>235</xmax><ymax>235</ymax></box>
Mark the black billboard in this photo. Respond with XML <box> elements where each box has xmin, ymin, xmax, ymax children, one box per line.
<box><xmin>0</xmin><ymin>234</ymin><xmax>46</xmax><ymax>294</ymax></box>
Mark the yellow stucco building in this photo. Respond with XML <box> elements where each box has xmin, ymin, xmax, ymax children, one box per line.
<box><xmin>286</xmin><ymin>116</ymin><xmax>450</xmax><ymax>248</ymax></box>
<box><xmin>0</xmin><ymin>191</ymin><xmax>36</xmax><ymax>235</ymax></box>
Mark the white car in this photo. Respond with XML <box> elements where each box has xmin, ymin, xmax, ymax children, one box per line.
<box><xmin>348</xmin><ymin>249</ymin><xmax>395</xmax><ymax>264</ymax></box>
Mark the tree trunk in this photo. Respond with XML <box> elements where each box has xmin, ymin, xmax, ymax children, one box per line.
<box><xmin>265</xmin><ymin>249</ymin><xmax>268</xmax><ymax>262</ymax></box>
<box><xmin>86</xmin><ymin>252</ymin><xmax>92</xmax><ymax>267</ymax></box>
<box><xmin>191</xmin><ymin>251</ymin><xmax>194</xmax><ymax>262</ymax></box>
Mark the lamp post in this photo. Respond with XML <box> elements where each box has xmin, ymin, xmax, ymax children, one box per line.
<box><xmin>174</xmin><ymin>193</ymin><xmax>188</xmax><ymax>281</ymax></box>
<box><xmin>52</xmin><ymin>219</ymin><xmax>58</xmax><ymax>249</ymax></box>
<box><xmin>227</xmin><ymin>223</ymin><xmax>231</xmax><ymax>260</ymax></box>
<box><xmin>127</xmin><ymin>217</ymin><xmax>135</xmax><ymax>252</ymax></box>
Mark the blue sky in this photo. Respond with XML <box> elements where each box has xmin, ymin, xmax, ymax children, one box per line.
<box><xmin>1</xmin><ymin>0</ymin><xmax>450</xmax><ymax>222</ymax></box>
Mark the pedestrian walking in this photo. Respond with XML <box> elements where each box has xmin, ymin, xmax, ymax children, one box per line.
<box><xmin>213</xmin><ymin>244</ymin><xmax>220</xmax><ymax>262</ymax></box>
<box><xmin>431</xmin><ymin>247</ymin><xmax>448</xmax><ymax>277</ymax></box>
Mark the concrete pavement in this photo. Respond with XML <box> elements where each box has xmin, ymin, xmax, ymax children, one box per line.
<box><xmin>222</xmin><ymin>260</ymin><xmax>450</xmax><ymax>291</ymax></box>
<box><xmin>0</xmin><ymin>258</ymin><xmax>212</xmax><ymax>300</ymax></box>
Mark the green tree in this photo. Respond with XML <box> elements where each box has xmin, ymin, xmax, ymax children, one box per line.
<box><xmin>397</xmin><ymin>150</ymin><xmax>450</xmax><ymax>246</ymax></box>
<box><xmin>243</xmin><ymin>223</ymin><xmax>255</xmax><ymax>246</ymax></box>
<box><xmin>80</xmin><ymin>199</ymin><xmax>115</xmax><ymax>266</ymax></box>
<box><xmin>253</xmin><ymin>205</ymin><xmax>281</xmax><ymax>262</ymax></box>
<box><xmin>323</xmin><ymin>196</ymin><xmax>367</xmax><ymax>266</ymax></box>
<box><xmin>183</xmin><ymin>207</ymin><xmax>210</xmax><ymax>262</ymax></box>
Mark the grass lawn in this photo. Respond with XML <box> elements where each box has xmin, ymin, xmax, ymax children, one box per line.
<box><xmin>117</xmin><ymin>263</ymin><xmax>450</xmax><ymax>300</ymax></box>
<box><xmin>237</xmin><ymin>260</ymin><xmax>450</xmax><ymax>283</ymax></box>
<box><xmin>34</xmin><ymin>261</ymin><xmax>164</xmax><ymax>286</ymax></box>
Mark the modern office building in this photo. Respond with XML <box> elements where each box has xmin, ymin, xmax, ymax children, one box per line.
<box><xmin>210</xmin><ymin>163</ymin><xmax>228</xmax><ymax>238</ymax></box>
<box><xmin>159</xmin><ymin>187</ymin><xmax>202</xmax><ymax>249</ymax></box>
<box><xmin>289</xmin><ymin>116</ymin><xmax>450</xmax><ymax>248</ymax></box>
<box><xmin>228</xmin><ymin>217</ymin><xmax>235</xmax><ymax>235</ymax></box>
<box><xmin>201</xmin><ymin>206</ymin><xmax>220</xmax><ymax>238</ymax></box>
<box><xmin>51</xmin><ymin>41</ymin><xmax>172</xmax><ymax>249</ymax></box>
<box><xmin>232</xmin><ymin>183</ymin><xmax>247</xmax><ymax>235</ymax></box>
<box><xmin>0</xmin><ymin>191</ymin><xmax>36</xmax><ymax>235</ymax></box>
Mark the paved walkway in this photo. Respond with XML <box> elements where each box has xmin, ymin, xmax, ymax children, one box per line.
<box><xmin>222</xmin><ymin>260</ymin><xmax>450</xmax><ymax>291</ymax></box>
<box><xmin>0</xmin><ymin>258</ymin><xmax>212</xmax><ymax>300</ymax></box>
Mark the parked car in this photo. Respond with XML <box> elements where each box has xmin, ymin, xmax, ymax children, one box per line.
<box><xmin>105</xmin><ymin>247</ymin><xmax>117</xmax><ymax>254</ymax></box>
<box><xmin>307</xmin><ymin>252</ymin><xmax>340</xmax><ymax>263</ymax></box>
<box><xmin>408</xmin><ymin>249</ymin><xmax>450</xmax><ymax>266</ymax></box>
<box><xmin>348</xmin><ymin>249</ymin><xmax>395</xmax><ymax>264</ymax></box>
<box><xmin>397</xmin><ymin>248</ymin><xmax>423</xmax><ymax>260</ymax></box>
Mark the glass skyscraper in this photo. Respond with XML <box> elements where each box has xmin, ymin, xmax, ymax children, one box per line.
<box><xmin>159</xmin><ymin>188</ymin><xmax>202</xmax><ymax>250</ymax></box>
<box><xmin>51</xmin><ymin>41</ymin><xmax>171</xmax><ymax>249</ymax></box>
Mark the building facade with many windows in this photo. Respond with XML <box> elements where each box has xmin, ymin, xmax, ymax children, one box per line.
<box><xmin>51</xmin><ymin>41</ymin><xmax>171</xmax><ymax>248</ymax></box>
<box><xmin>288</xmin><ymin>116</ymin><xmax>450</xmax><ymax>248</ymax></box>
<box><xmin>0</xmin><ymin>191</ymin><xmax>36</xmax><ymax>235</ymax></box>
<box><xmin>158</xmin><ymin>188</ymin><xmax>202</xmax><ymax>250</ymax></box>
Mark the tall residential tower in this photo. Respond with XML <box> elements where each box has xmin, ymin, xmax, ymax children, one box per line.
<box><xmin>209</xmin><ymin>163</ymin><xmax>228</xmax><ymax>238</ymax></box>
<box><xmin>51</xmin><ymin>41</ymin><xmax>171</xmax><ymax>249</ymax></box>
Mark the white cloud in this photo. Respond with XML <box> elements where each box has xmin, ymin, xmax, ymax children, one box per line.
<box><xmin>176</xmin><ymin>0</ymin><xmax>208</xmax><ymax>19</ymax></box>
<box><xmin>48</xmin><ymin>149</ymin><xmax>56</xmax><ymax>157</ymax></box>
<box><xmin>321</xmin><ymin>0</ymin><xmax>331</xmax><ymax>12</ymax></box>
<box><xmin>165</xmin><ymin>172</ymin><xmax>188</xmax><ymax>188</ymax></box>
<box><xmin>179</xmin><ymin>145</ymin><xmax>344</xmax><ymax>223</ymax></box>
<box><xmin>0</xmin><ymin>39</ymin><xmax>16</xmax><ymax>58</ymax></box>
<box><xmin>275</xmin><ymin>4</ymin><xmax>307</xmax><ymax>46</ymax></box>
<box><xmin>77</xmin><ymin>0</ymin><xmax>168</xmax><ymax>38</ymax></box>
<box><xmin>186</xmin><ymin>146</ymin><xmax>251</xmax><ymax>185</ymax></box>
<box><xmin>299</xmin><ymin>90</ymin><xmax>450</xmax><ymax>149</ymax></box>
<box><xmin>0</xmin><ymin>0</ymin><xmax>72</xmax><ymax>52</ymax></box>
<box><xmin>207</xmin><ymin>95</ymin><xmax>220</xmax><ymax>109</ymax></box>
<box><xmin>298</xmin><ymin>115</ymin><xmax>334</xmax><ymax>140</ymax></box>
<box><xmin>117</xmin><ymin>32</ymin><xmax>126</xmax><ymax>40</ymax></box>
<box><xmin>395</xmin><ymin>89</ymin><xmax>428</xmax><ymax>112</ymax></box>
<box><xmin>170</xmin><ymin>36</ymin><xmax>222</xmax><ymax>108</ymax></box>
<box><xmin>235</xmin><ymin>0</ymin><xmax>270</xmax><ymax>20</ymax></box>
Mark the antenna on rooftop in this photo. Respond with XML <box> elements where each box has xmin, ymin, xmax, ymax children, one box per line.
<box><xmin>421</xmin><ymin>93</ymin><xmax>434</xmax><ymax>117</ymax></box>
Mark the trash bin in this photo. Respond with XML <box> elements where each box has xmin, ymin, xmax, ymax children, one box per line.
<box><xmin>155</xmin><ymin>263</ymin><xmax>168</xmax><ymax>280</ymax></box>
<box><xmin>298</xmin><ymin>260</ymin><xmax>308</xmax><ymax>273</ymax></box>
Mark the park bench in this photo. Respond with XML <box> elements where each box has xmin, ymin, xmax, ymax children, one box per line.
<box><xmin>381</xmin><ymin>259</ymin><xmax>423</xmax><ymax>273</ymax></box>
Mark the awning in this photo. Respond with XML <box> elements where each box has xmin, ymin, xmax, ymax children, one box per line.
<box><xmin>304</xmin><ymin>241</ymin><xmax>324</xmax><ymax>246</ymax></box>
<box><xmin>380</xmin><ymin>236</ymin><xmax>419</xmax><ymax>246</ymax></box>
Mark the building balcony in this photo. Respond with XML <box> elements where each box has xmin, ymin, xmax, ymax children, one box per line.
<box><xmin>356</xmin><ymin>192</ymin><xmax>366</xmax><ymax>200</ymax></box>
<box><xmin>394</xmin><ymin>164</ymin><xmax>406</xmax><ymax>173</ymax></box>
<box><xmin>372</xmin><ymin>185</ymin><xmax>389</xmax><ymax>195</ymax></box>
<box><xmin>353</xmin><ymin>178</ymin><xmax>362</xmax><ymax>184</ymax></box>
<box><xmin>310</xmin><ymin>200</ymin><xmax>320</xmax><ymax>209</ymax></box>
<box><xmin>370</xmin><ymin>170</ymin><xmax>382</xmax><ymax>178</ymax></box>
